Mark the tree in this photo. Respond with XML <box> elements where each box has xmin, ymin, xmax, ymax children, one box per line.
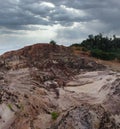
<box><xmin>49</xmin><ymin>40</ymin><xmax>56</xmax><ymax>45</ymax></box>
<box><xmin>72</xmin><ymin>33</ymin><xmax>120</xmax><ymax>60</ymax></box>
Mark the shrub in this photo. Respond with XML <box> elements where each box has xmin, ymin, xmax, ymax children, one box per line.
<box><xmin>51</xmin><ymin>111</ymin><xmax>59</xmax><ymax>120</ymax></box>
<box><xmin>49</xmin><ymin>40</ymin><xmax>56</xmax><ymax>45</ymax></box>
<box><xmin>91</xmin><ymin>49</ymin><xmax>116</xmax><ymax>60</ymax></box>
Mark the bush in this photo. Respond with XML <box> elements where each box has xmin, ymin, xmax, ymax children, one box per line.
<box><xmin>51</xmin><ymin>111</ymin><xmax>59</xmax><ymax>120</ymax></box>
<box><xmin>91</xmin><ymin>49</ymin><xmax>116</xmax><ymax>60</ymax></box>
<box><xmin>49</xmin><ymin>40</ymin><xmax>56</xmax><ymax>45</ymax></box>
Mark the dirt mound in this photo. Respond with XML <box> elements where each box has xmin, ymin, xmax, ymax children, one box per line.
<box><xmin>0</xmin><ymin>43</ymin><xmax>119</xmax><ymax>129</ymax></box>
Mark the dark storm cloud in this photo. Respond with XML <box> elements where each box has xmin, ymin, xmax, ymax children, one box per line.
<box><xmin>0</xmin><ymin>0</ymin><xmax>120</xmax><ymax>35</ymax></box>
<box><xmin>0</xmin><ymin>0</ymin><xmax>53</xmax><ymax>31</ymax></box>
<box><xmin>0</xmin><ymin>0</ymin><xmax>91</xmax><ymax>30</ymax></box>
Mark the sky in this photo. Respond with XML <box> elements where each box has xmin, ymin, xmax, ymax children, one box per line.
<box><xmin>0</xmin><ymin>0</ymin><xmax>120</xmax><ymax>54</ymax></box>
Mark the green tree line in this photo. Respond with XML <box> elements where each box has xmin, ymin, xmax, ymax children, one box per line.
<box><xmin>71</xmin><ymin>33</ymin><xmax>120</xmax><ymax>60</ymax></box>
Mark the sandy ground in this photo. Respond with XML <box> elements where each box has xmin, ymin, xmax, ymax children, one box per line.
<box><xmin>0</xmin><ymin>68</ymin><xmax>119</xmax><ymax>129</ymax></box>
<box><xmin>60</xmin><ymin>70</ymin><xmax>118</xmax><ymax>105</ymax></box>
<box><xmin>0</xmin><ymin>104</ymin><xmax>15</xmax><ymax>129</ymax></box>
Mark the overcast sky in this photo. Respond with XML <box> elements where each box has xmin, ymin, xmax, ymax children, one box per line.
<box><xmin>0</xmin><ymin>0</ymin><xmax>120</xmax><ymax>54</ymax></box>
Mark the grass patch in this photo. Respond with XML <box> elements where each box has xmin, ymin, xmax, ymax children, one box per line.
<box><xmin>51</xmin><ymin>111</ymin><xmax>59</xmax><ymax>120</ymax></box>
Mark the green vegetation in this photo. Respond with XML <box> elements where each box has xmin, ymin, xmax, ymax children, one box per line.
<box><xmin>71</xmin><ymin>33</ymin><xmax>120</xmax><ymax>61</ymax></box>
<box><xmin>91</xmin><ymin>49</ymin><xmax>116</xmax><ymax>60</ymax></box>
<box><xmin>49</xmin><ymin>40</ymin><xmax>56</xmax><ymax>45</ymax></box>
<box><xmin>8</xmin><ymin>103</ymin><xmax>13</xmax><ymax>111</ymax></box>
<box><xmin>51</xmin><ymin>111</ymin><xmax>59</xmax><ymax>120</ymax></box>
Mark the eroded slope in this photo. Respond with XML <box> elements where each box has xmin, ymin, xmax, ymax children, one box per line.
<box><xmin>0</xmin><ymin>44</ymin><xmax>119</xmax><ymax>129</ymax></box>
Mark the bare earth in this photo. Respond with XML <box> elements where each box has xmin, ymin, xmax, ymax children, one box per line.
<box><xmin>0</xmin><ymin>44</ymin><xmax>119</xmax><ymax>129</ymax></box>
<box><xmin>0</xmin><ymin>68</ymin><xmax>119</xmax><ymax>129</ymax></box>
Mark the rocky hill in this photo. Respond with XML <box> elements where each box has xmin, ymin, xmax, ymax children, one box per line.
<box><xmin>0</xmin><ymin>43</ymin><xmax>119</xmax><ymax>129</ymax></box>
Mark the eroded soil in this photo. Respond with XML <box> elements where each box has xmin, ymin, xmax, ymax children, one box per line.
<box><xmin>0</xmin><ymin>44</ymin><xmax>119</xmax><ymax>129</ymax></box>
